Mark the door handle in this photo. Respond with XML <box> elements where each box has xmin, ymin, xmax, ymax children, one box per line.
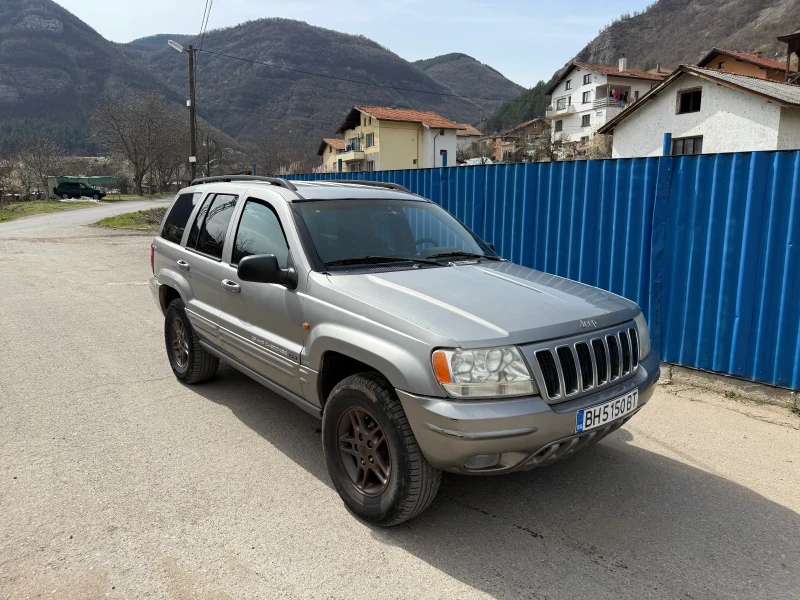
<box><xmin>176</xmin><ymin>260</ymin><xmax>190</xmax><ymax>271</ymax></box>
<box><xmin>221</xmin><ymin>279</ymin><xmax>241</xmax><ymax>293</ymax></box>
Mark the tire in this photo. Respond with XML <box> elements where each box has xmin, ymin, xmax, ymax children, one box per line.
<box><xmin>92</xmin><ymin>194</ymin><xmax>100</xmax><ymax>200</ymax></box>
<box><xmin>164</xmin><ymin>298</ymin><xmax>219</xmax><ymax>384</ymax></box>
<box><xmin>322</xmin><ymin>373</ymin><xmax>441</xmax><ymax>526</ymax></box>
<box><xmin>61</xmin><ymin>194</ymin><xmax>69</xmax><ymax>200</ymax></box>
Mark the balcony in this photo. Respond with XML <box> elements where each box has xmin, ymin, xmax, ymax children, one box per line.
<box><xmin>545</xmin><ymin>104</ymin><xmax>576</xmax><ymax>118</ymax></box>
<box><xmin>337</xmin><ymin>139</ymin><xmax>364</xmax><ymax>163</ymax></box>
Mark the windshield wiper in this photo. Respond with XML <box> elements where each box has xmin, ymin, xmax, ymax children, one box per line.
<box><xmin>324</xmin><ymin>256</ymin><xmax>439</xmax><ymax>267</ymax></box>
<box><xmin>425</xmin><ymin>251</ymin><xmax>504</xmax><ymax>261</ymax></box>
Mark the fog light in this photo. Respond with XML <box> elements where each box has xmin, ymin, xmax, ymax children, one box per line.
<box><xmin>464</xmin><ymin>454</ymin><xmax>501</xmax><ymax>470</ymax></box>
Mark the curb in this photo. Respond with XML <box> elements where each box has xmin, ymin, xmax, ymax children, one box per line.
<box><xmin>658</xmin><ymin>362</ymin><xmax>799</xmax><ymax>411</ymax></box>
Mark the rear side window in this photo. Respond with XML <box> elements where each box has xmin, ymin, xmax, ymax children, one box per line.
<box><xmin>195</xmin><ymin>194</ymin><xmax>238</xmax><ymax>259</ymax></box>
<box><xmin>232</xmin><ymin>200</ymin><xmax>289</xmax><ymax>268</ymax></box>
<box><xmin>161</xmin><ymin>192</ymin><xmax>202</xmax><ymax>245</ymax></box>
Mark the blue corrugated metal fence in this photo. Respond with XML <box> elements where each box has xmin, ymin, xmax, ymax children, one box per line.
<box><xmin>289</xmin><ymin>151</ymin><xmax>800</xmax><ymax>389</ymax></box>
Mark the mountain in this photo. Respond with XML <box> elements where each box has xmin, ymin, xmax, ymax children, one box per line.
<box><xmin>134</xmin><ymin>19</ymin><xmax>486</xmax><ymax>147</ymax></box>
<box><xmin>0</xmin><ymin>0</ymin><xmax>183</xmax><ymax>152</ymax></box>
<box><xmin>126</xmin><ymin>33</ymin><xmax>189</xmax><ymax>52</ymax></box>
<box><xmin>486</xmin><ymin>0</ymin><xmax>799</xmax><ymax>134</ymax></box>
<box><xmin>413</xmin><ymin>53</ymin><xmax>525</xmax><ymax>114</ymax></box>
<box><xmin>575</xmin><ymin>0</ymin><xmax>799</xmax><ymax>71</ymax></box>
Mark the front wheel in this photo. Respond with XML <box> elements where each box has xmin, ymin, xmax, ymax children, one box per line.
<box><xmin>92</xmin><ymin>194</ymin><xmax>100</xmax><ymax>200</ymax></box>
<box><xmin>322</xmin><ymin>374</ymin><xmax>441</xmax><ymax>526</ymax></box>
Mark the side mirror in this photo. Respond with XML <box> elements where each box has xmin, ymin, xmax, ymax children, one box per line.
<box><xmin>237</xmin><ymin>254</ymin><xmax>297</xmax><ymax>289</ymax></box>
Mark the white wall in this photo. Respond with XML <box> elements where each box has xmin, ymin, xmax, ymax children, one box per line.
<box><xmin>777</xmin><ymin>107</ymin><xmax>800</xmax><ymax>150</ymax></box>
<box><xmin>550</xmin><ymin>66</ymin><xmax>660</xmax><ymax>143</ymax></box>
<box><xmin>610</xmin><ymin>74</ymin><xmax>784</xmax><ymax>158</ymax></box>
<box><xmin>421</xmin><ymin>128</ymin><xmax>458</xmax><ymax>168</ymax></box>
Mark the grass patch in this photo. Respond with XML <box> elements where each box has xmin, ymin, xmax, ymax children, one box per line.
<box><xmin>0</xmin><ymin>200</ymin><xmax>97</xmax><ymax>223</ymax></box>
<box><xmin>95</xmin><ymin>207</ymin><xmax>167</xmax><ymax>232</ymax></box>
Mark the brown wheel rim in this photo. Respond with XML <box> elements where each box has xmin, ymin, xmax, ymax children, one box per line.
<box><xmin>170</xmin><ymin>317</ymin><xmax>189</xmax><ymax>369</ymax></box>
<box><xmin>337</xmin><ymin>407</ymin><xmax>391</xmax><ymax>497</ymax></box>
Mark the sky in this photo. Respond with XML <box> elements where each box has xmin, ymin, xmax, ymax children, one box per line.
<box><xmin>56</xmin><ymin>0</ymin><xmax>653</xmax><ymax>87</ymax></box>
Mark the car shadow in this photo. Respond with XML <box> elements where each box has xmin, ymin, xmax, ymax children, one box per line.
<box><xmin>192</xmin><ymin>365</ymin><xmax>799</xmax><ymax>600</ymax></box>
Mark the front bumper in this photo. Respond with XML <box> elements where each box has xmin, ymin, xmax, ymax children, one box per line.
<box><xmin>396</xmin><ymin>351</ymin><xmax>660</xmax><ymax>475</ymax></box>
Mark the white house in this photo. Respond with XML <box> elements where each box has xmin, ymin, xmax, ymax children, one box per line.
<box><xmin>455</xmin><ymin>123</ymin><xmax>482</xmax><ymax>151</ymax></box>
<box><xmin>546</xmin><ymin>58</ymin><xmax>668</xmax><ymax>148</ymax></box>
<box><xmin>598</xmin><ymin>65</ymin><xmax>800</xmax><ymax>158</ymax></box>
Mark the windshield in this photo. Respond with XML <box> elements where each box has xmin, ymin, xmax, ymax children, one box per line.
<box><xmin>294</xmin><ymin>199</ymin><xmax>495</xmax><ymax>267</ymax></box>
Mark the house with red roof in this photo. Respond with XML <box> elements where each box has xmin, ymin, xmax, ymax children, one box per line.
<box><xmin>325</xmin><ymin>106</ymin><xmax>464</xmax><ymax>172</ymax></box>
<box><xmin>545</xmin><ymin>57</ymin><xmax>669</xmax><ymax>155</ymax></box>
<box><xmin>697</xmin><ymin>48</ymin><xmax>797</xmax><ymax>81</ymax></box>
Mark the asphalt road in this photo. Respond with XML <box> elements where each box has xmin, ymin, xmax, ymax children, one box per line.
<box><xmin>1</xmin><ymin>204</ymin><xmax>798</xmax><ymax>599</ymax></box>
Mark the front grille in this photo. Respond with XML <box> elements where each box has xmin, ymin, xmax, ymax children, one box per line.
<box><xmin>557</xmin><ymin>346</ymin><xmax>578</xmax><ymax>395</ymax></box>
<box><xmin>606</xmin><ymin>335</ymin><xmax>620</xmax><ymax>381</ymax></box>
<box><xmin>530</xmin><ymin>323</ymin><xmax>640</xmax><ymax>403</ymax></box>
<box><xmin>536</xmin><ymin>350</ymin><xmax>560</xmax><ymax>398</ymax></box>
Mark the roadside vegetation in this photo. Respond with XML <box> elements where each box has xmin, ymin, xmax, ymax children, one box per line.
<box><xmin>0</xmin><ymin>200</ymin><xmax>96</xmax><ymax>223</ymax></box>
<box><xmin>95</xmin><ymin>207</ymin><xmax>166</xmax><ymax>232</ymax></box>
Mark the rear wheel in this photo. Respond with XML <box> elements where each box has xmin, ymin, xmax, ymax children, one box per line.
<box><xmin>61</xmin><ymin>193</ymin><xmax>69</xmax><ymax>200</ymax></box>
<box><xmin>164</xmin><ymin>298</ymin><xmax>219</xmax><ymax>384</ymax></box>
<box><xmin>92</xmin><ymin>193</ymin><xmax>100</xmax><ymax>200</ymax></box>
<box><xmin>322</xmin><ymin>374</ymin><xmax>441</xmax><ymax>526</ymax></box>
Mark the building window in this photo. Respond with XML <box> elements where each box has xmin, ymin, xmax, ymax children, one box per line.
<box><xmin>677</xmin><ymin>89</ymin><xmax>702</xmax><ymax>114</ymax></box>
<box><xmin>583</xmin><ymin>74</ymin><xmax>591</xmax><ymax>85</ymax></box>
<box><xmin>554</xmin><ymin>120</ymin><xmax>563</xmax><ymax>133</ymax></box>
<box><xmin>582</xmin><ymin>91</ymin><xmax>591</xmax><ymax>104</ymax></box>
<box><xmin>718</xmin><ymin>61</ymin><xmax>725</xmax><ymax>69</ymax></box>
<box><xmin>581</xmin><ymin>114</ymin><xmax>591</xmax><ymax>127</ymax></box>
<box><xmin>671</xmin><ymin>136</ymin><xmax>703</xmax><ymax>156</ymax></box>
<box><xmin>568</xmin><ymin>96</ymin><xmax>572</xmax><ymax>105</ymax></box>
<box><xmin>366</xmin><ymin>132</ymin><xmax>375</xmax><ymax>148</ymax></box>
<box><xmin>565</xmin><ymin>79</ymin><xmax>572</xmax><ymax>90</ymax></box>
<box><xmin>580</xmin><ymin>136</ymin><xmax>589</xmax><ymax>143</ymax></box>
<box><xmin>634</xmin><ymin>90</ymin><xmax>640</xmax><ymax>100</ymax></box>
<box><xmin>366</xmin><ymin>160</ymin><xmax>376</xmax><ymax>172</ymax></box>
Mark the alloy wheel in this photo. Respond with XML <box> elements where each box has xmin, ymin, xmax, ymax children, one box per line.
<box><xmin>170</xmin><ymin>318</ymin><xmax>189</xmax><ymax>369</ymax></box>
<box><xmin>337</xmin><ymin>406</ymin><xmax>392</xmax><ymax>497</ymax></box>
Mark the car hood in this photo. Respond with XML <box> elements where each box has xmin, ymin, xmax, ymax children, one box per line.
<box><xmin>325</xmin><ymin>261</ymin><xmax>640</xmax><ymax>347</ymax></box>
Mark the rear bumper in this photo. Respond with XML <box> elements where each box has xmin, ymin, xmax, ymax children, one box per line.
<box><xmin>149</xmin><ymin>276</ymin><xmax>163</xmax><ymax>314</ymax></box>
<box><xmin>396</xmin><ymin>351</ymin><xmax>660</xmax><ymax>475</ymax></box>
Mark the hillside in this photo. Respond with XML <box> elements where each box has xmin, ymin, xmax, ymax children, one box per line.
<box><xmin>136</xmin><ymin>19</ymin><xmax>486</xmax><ymax>147</ymax></box>
<box><xmin>413</xmin><ymin>53</ymin><xmax>525</xmax><ymax>114</ymax></box>
<box><xmin>0</xmin><ymin>0</ymin><xmax>183</xmax><ymax>152</ymax></box>
<box><xmin>576</xmin><ymin>0</ymin><xmax>800</xmax><ymax>70</ymax></box>
<box><xmin>486</xmin><ymin>0</ymin><xmax>799</xmax><ymax>134</ymax></box>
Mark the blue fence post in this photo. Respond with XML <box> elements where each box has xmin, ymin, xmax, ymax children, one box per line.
<box><xmin>649</xmin><ymin>155</ymin><xmax>674</xmax><ymax>358</ymax></box>
<box><xmin>662</xmin><ymin>133</ymin><xmax>672</xmax><ymax>156</ymax></box>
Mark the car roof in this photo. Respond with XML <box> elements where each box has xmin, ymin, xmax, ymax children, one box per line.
<box><xmin>179</xmin><ymin>177</ymin><xmax>428</xmax><ymax>203</ymax></box>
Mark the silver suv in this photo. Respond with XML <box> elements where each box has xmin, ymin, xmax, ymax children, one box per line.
<box><xmin>150</xmin><ymin>176</ymin><xmax>659</xmax><ymax>526</ymax></box>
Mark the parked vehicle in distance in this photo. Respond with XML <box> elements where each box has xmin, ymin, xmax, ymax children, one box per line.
<box><xmin>53</xmin><ymin>181</ymin><xmax>106</xmax><ymax>200</ymax></box>
<box><xmin>149</xmin><ymin>176</ymin><xmax>660</xmax><ymax>526</ymax></box>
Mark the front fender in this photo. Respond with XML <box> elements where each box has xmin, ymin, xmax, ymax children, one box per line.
<box><xmin>304</xmin><ymin>324</ymin><xmax>446</xmax><ymax>401</ymax></box>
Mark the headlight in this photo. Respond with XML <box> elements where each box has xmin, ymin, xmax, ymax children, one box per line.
<box><xmin>634</xmin><ymin>313</ymin><xmax>651</xmax><ymax>360</ymax></box>
<box><xmin>432</xmin><ymin>346</ymin><xmax>537</xmax><ymax>398</ymax></box>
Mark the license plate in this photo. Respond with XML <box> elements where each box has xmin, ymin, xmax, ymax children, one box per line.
<box><xmin>576</xmin><ymin>390</ymin><xmax>638</xmax><ymax>433</ymax></box>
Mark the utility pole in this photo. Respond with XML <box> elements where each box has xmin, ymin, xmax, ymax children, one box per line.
<box><xmin>188</xmin><ymin>44</ymin><xmax>197</xmax><ymax>181</ymax></box>
<box><xmin>168</xmin><ymin>40</ymin><xmax>198</xmax><ymax>182</ymax></box>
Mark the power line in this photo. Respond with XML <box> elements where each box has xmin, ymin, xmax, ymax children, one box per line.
<box><xmin>196</xmin><ymin>47</ymin><xmax>549</xmax><ymax>106</ymax></box>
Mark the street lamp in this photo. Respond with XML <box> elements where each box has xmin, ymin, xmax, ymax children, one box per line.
<box><xmin>169</xmin><ymin>40</ymin><xmax>197</xmax><ymax>181</ymax></box>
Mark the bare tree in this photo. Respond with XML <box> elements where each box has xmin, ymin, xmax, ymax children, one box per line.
<box><xmin>586</xmin><ymin>131</ymin><xmax>613</xmax><ymax>159</ymax></box>
<box><xmin>0</xmin><ymin>147</ymin><xmax>15</xmax><ymax>207</ymax></box>
<box><xmin>16</xmin><ymin>126</ymin><xmax>65</xmax><ymax>198</ymax></box>
<box><xmin>91</xmin><ymin>91</ymin><xmax>184</xmax><ymax>195</ymax></box>
<box><xmin>248</xmin><ymin>127</ymin><xmax>317</xmax><ymax>175</ymax></box>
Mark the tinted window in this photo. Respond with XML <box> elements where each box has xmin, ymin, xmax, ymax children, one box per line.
<box><xmin>232</xmin><ymin>200</ymin><xmax>289</xmax><ymax>268</ymax></box>
<box><xmin>196</xmin><ymin>194</ymin><xmax>238</xmax><ymax>259</ymax></box>
<box><xmin>163</xmin><ymin>192</ymin><xmax>202</xmax><ymax>245</ymax></box>
<box><xmin>187</xmin><ymin>194</ymin><xmax>213</xmax><ymax>249</ymax></box>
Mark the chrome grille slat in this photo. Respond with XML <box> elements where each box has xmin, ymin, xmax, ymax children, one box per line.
<box><xmin>530</xmin><ymin>323</ymin><xmax>641</xmax><ymax>403</ymax></box>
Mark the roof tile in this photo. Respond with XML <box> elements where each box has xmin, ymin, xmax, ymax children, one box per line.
<box><xmin>355</xmin><ymin>106</ymin><xmax>462</xmax><ymax>129</ymax></box>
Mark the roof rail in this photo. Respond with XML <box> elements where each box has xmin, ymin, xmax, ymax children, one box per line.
<box><xmin>321</xmin><ymin>179</ymin><xmax>411</xmax><ymax>193</ymax></box>
<box><xmin>190</xmin><ymin>175</ymin><xmax>298</xmax><ymax>192</ymax></box>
